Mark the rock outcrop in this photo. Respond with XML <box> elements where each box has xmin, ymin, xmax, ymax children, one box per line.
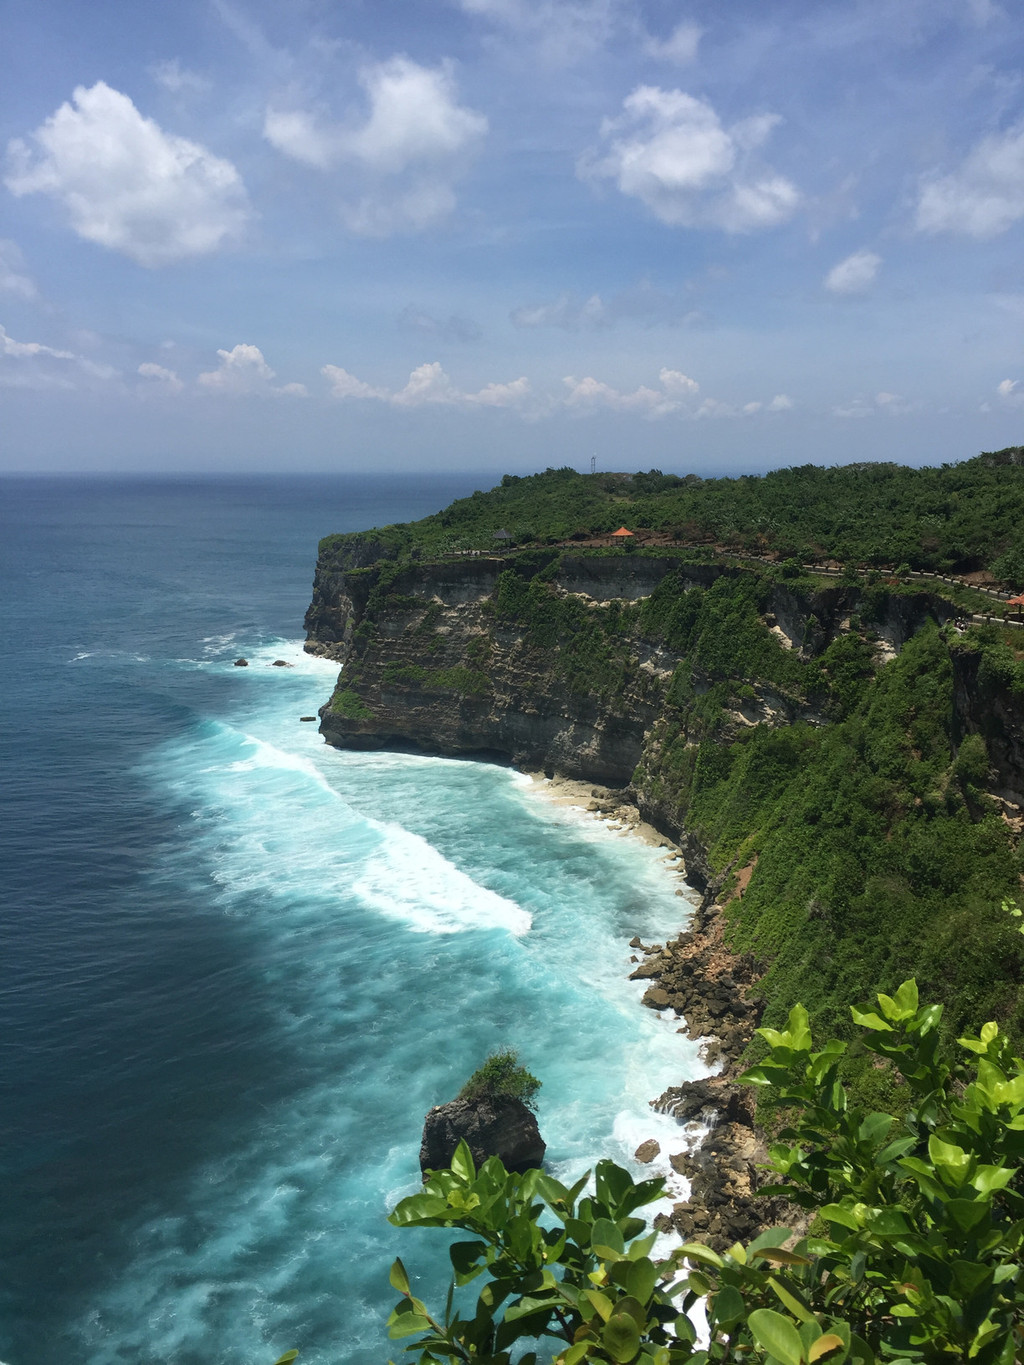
<box><xmin>634</xmin><ymin>891</ymin><xmax>803</xmax><ymax>1251</ymax></box>
<box><xmin>420</xmin><ymin>1095</ymin><xmax>546</xmax><ymax>1175</ymax></box>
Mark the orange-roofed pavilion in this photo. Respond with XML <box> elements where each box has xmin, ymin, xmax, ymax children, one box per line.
<box><xmin>611</xmin><ymin>526</ymin><xmax>634</xmax><ymax>537</ymax></box>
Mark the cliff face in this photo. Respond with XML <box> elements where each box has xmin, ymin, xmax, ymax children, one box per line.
<box><xmin>305</xmin><ymin>547</ymin><xmax>979</xmax><ymax>838</ymax></box>
<box><xmin>311</xmin><ymin>556</ymin><xmax>676</xmax><ymax>786</ymax></box>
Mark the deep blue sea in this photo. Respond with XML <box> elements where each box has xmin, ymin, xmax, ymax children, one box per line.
<box><xmin>0</xmin><ymin>476</ymin><xmax>702</xmax><ymax>1365</ymax></box>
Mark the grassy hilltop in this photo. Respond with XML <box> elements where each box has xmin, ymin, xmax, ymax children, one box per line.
<box><xmin>319</xmin><ymin>449</ymin><xmax>1024</xmax><ymax>585</ymax></box>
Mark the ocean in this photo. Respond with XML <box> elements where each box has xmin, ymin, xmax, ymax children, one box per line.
<box><xmin>0</xmin><ymin>476</ymin><xmax>703</xmax><ymax>1365</ymax></box>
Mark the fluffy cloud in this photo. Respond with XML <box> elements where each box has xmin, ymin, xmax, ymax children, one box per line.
<box><xmin>198</xmin><ymin>344</ymin><xmax>307</xmax><ymax>397</ymax></box>
<box><xmin>5</xmin><ymin>82</ymin><xmax>249</xmax><ymax>267</ymax></box>
<box><xmin>0</xmin><ymin>240</ymin><xmax>36</xmax><ymax>299</ymax></box>
<box><xmin>997</xmin><ymin>378</ymin><xmax>1024</xmax><ymax>405</ymax></box>
<box><xmin>916</xmin><ymin>123</ymin><xmax>1024</xmax><ymax>238</ymax></box>
<box><xmin>322</xmin><ymin>360</ymin><xmax>529</xmax><ymax>408</ymax></box>
<box><xmin>580</xmin><ymin>86</ymin><xmax>799</xmax><ymax>232</ymax></box>
<box><xmin>265</xmin><ymin>58</ymin><xmax>487</xmax><ymax>235</ymax></box>
<box><xmin>563</xmin><ymin>367</ymin><xmax>699</xmax><ymax>417</ymax></box>
<box><xmin>137</xmin><ymin>362</ymin><xmax>183</xmax><ymax>393</ymax></box>
<box><xmin>824</xmin><ymin>249</ymin><xmax>881</xmax><ymax>294</ymax></box>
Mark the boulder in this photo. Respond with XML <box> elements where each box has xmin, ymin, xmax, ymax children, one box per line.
<box><xmin>634</xmin><ymin>1138</ymin><xmax>661</xmax><ymax>1163</ymax></box>
<box><xmin>420</xmin><ymin>1095</ymin><xmax>545</xmax><ymax>1176</ymax></box>
<box><xmin>300</xmin><ymin>715</ymin><xmax>317</xmax><ymax>722</ymax></box>
<box><xmin>271</xmin><ymin>659</ymin><xmax>293</xmax><ymax>667</ymax></box>
<box><xmin>233</xmin><ymin>658</ymin><xmax>249</xmax><ymax>667</ymax></box>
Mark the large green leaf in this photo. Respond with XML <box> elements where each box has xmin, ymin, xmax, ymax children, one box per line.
<box><xmin>389</xmin><ymin>1258</ymin><xmax>410</xmax><ymax>1295</ymax></box>
<box><xmin>602</xmin><ymin>1312</ymin><xmax>641</xmax><ymax>1363</ymax></box>
<box><xmin>450</xmin><ymin>1139</ymin><xmax>476</xmax><ymax>1182</ymax></box>
<box><xmin>591</xmin><ymin>1218</ymin><xmax>625</xmax><ymax>1258</ymax></box>
<box><xmin>747</xmin><ymin>1309</ymin><xmax>805</xmax><ymax>1365</ymax></box>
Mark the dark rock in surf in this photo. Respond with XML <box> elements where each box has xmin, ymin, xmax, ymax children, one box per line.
<box><xmin>420</xmin><ymin>1095</ymin><xmax>545</xmax><ymax>1176</ymax></box>
<box><xmin>233</xmin><ymin>658</ymin><xmax>249</xmax><ymax>667</ymax></box>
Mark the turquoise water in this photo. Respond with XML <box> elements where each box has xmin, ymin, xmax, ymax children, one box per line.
<box><xmin>1</xmin><ymin>477</ymin><xmax>703</xmax><ymax>1365</ymax></box>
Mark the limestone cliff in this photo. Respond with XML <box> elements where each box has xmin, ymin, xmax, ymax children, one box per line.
<box><xmin>305</xmin><ymin>546</ymin><xmax>969</xmax><ymax>852</ymax></box>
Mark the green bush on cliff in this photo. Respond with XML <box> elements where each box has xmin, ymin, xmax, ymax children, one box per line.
<box><xmin>384</xmin><ymin>982</ymin><xmax>1024</xmax><ymax>1365</ymax></box>
<box><xmin>458</xmin><ymin>1049</ymin><xmax>541</xmax><ymax>1110</ymax></box>
<box><xmin>329</xmin><ymin>688</ymin><xmax>374</xmax><ymax>719</ymax></box>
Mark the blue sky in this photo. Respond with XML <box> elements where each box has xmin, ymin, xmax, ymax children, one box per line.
<box><xmin>3</xmin><ymin>0</ymin><xmax>1024</xmax><ymax>474</ymax></box>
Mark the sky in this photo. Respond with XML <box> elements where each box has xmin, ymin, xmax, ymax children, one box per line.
<box><xmin>3</xmin><ymin>0</ymin><xmax>1024</xmax><ymax>475</ymax></box>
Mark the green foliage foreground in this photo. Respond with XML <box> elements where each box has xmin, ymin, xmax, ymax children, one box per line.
<box><xmin>385</xmin><ymin>983</ymin><xmax>1024</xmax><ymax>1365</ymax></box>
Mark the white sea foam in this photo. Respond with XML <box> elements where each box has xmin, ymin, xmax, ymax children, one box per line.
<box><xmin>352</xmin><ymin>824</ymin><xmax>532</xmax><ymax>935</ymax></box>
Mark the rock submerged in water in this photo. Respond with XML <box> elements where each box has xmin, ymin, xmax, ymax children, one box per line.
<box><xmin>233</xmin><ymin>658</ymin><xmax>248</xmax><ymax>667</ymax></box>
<box><xmin>300</xmin><ymin>715</ymin><xmax>316</xmax><ymax>722</ymax></box>
<box><xmin>420</xmin><ymin>1094</ymin><xmax>545</xmax><ymax>1176</ymax></box>
<box><xmin>271</xmin><ymin>659</ymin><xmax>293</xmax><ymax>668</ymax></box>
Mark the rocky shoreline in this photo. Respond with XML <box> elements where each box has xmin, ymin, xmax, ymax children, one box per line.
<box><xmin>528</xmin><ymin>774</ymin><xmax>797</xmax><ymax>1252</ymax></box>
<box><xmin>630</xmin><ymin>897</ymin><xmax>799</xmax><ymax>1252</ymax></box>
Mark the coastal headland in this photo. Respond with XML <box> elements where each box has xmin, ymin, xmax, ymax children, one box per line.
<box><xmin>305</xmin><ymin>459</ymin><xmax>1024</xmax><ymax>1240</ymax></box>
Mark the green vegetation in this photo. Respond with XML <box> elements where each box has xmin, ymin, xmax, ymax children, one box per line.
<box><xmin>387</xmin><ymin>983</ymin><xmax>1024</xmax><ymax>1365</ymax></box>
<box><xmin>317</xmin><ymin>450</ymin><xmax>1024</xmax><ymax>581</ymax></box>
<box><xmin>328</xmin><ymin>687</ymin><xmax>374</xmax><ymax>719</ymax></box>
<box><xmin>645</xmin><ymin>623</ymin><xmax>1024</xmax><ymax>1057</ymax></box>
<box><xmin>316</xmin><ymin>452</ymin><xmax>1024</xmax><ymax>1084</ymax></box>
<box><xmin>457</xmin><ymin>1049</ymin><xmax>541</xmax><ymax>1111</ymax></box>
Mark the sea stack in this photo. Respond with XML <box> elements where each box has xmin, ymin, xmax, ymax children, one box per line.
<box><xmin>419</xmin><ymin>1094</ymin><xmax>545</xmax><ymax>1176</ymax></box>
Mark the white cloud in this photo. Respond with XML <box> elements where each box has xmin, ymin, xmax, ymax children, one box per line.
<box><xmin>150</xmin><ymin>60</ymin><xmax>210</xmax><ymax>96</ymax></box>
<box><xmin>769</xmin><ymin>393</ymin><xmax>794</xmax><ymax>411</ymax></box>
<box><xmin>0</xmin><ymin>321</ymin><xmax>118</xmax><ymax>389</ymax></box>
<box><xmin>645</xmin><ymin>22</ymin><xmax>702</xmax><ymax>64</ymax></box>
<box><xmin>563</xmin><ymin>366</ymin><xmax>699</xmax><ymax>417</ymax></box>
<box><xmin>5</xmin><ymin>82</ymin><xmax>249</xmax><ymax>267</ymax></box>
<box><xmin>580</xmin><ymin>86</ymin><xmax>799</xmax><ymax>232</ymax></box>
<box><xmin>0</xmin><ymin>322</ymin><xmax>74</xmax><ymax>361</ymax></box>
<box><xmin>265</xmin><ymin>58</ymin><xmax>486</xmax><ymax>235</ymax></box>
<box><xmin>997</xmin><ymin>378</ymin><xmax>1024</xmax><ymax>404</ymax></box>
<box><xmin>322</xmin><ymin>359</ymin><xmax>530</xmax><ymax>408</ymax></box>
<box><xmin>198</xmin><ymin>344</ymin><xmax>307</xmax><ymax>397</ymax></box>
<box><xmin>138</xmin><ymin>362</ymin><xmax>183</xmax><ymax>393</ymax></box>
<box><xmin>0</xmin><ymin>240</ymin><xmax>37</xmax><ymax>299</ymax></box>
<box><xmin>916</xmin><ymin>123</ymin><xmax>1024</xmax><ymax>238</ymax></box>
<box><xmin>322</xmin><ymin>365</ymin><xmax>389</xmax><ymax>400</ymax></box>
<box><xmin>824</xmin><ymin>249</ymin><xmax>881</xmax><ymax>294</ymax></box>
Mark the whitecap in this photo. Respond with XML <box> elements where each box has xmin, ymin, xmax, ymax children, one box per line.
<box><xmin>352</xmin><ymin>824</ymin><xmax>532</xmax><ymax>936</ymax></box>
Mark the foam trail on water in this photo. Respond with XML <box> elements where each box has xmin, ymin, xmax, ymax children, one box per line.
<box><xmin>353</xmin><ymin>827</ymin><xmax>532</xmax><ymax>935</ymax></box>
